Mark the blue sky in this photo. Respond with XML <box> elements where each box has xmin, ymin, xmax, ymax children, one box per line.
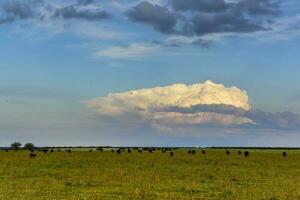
<box><xmin>0</xmin><ymin>0</ymin><xmax>300</xmax><ymax>146</ymax></box>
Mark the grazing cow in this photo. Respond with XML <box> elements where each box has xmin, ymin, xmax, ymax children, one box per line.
<box><xmin>238</xmin><ymin>151</ymin><xmax>242</xmax><ymax>155</ymax></box>
<box><xmin>29</xmin><ymin>153</ymin><xmax>36</xmax><ymax>158</ymax></box>
<box><xmin>188</xmin><ymin>150</ymin><xmax>192</xmax><ymax>154</ymax></box>
<box><xmin>97</xmin><ymin>148</ymin><xmax>103</xmax><ymax>152</ymax></box>
<box><xmin>50</xmin><ymin>149</ymin><xmax>54</xmax><ymax>153</ymax></box>
<box><xmin>191</xmin><ymin>150</ymin><xmax>196</xmax><ymax>155</ymax></box>
<box><xmin>283</xmin><ymin>152</ymin><xmax>287</xmax><ymax>157</ymax></box>
<box><xmin>57</xmin><ymin>149</ymin><xmax>61</xmax><ymax>152</ymax></box>
<box><xmin>111</xmin><ymin>149</ymin><xmax>115</xmax><ymax>152</ymax></box>
<box><xmin>128</xmin><ymin>149</ymin><xmax>131</xmax><ymax>153</ymax></box>
<box><xmin>170</xmin><ymin>152</ymin><xmax>174</xmax><ymax>157</ymax></box>
<box><xmin>138</xmin><ymin>149</ymin><xmax>143</xmax><ymax>153</ymax></box>
<box><xmin>117</xmin><ymin>149</ymin><xmax>121</xmax><ymax>154</ymax></box>
<box><xmin>67</xmin><ymin>149</ymin><xmax>72</xmax><ymax>153</ymax></box>
<box><xmin>148</xmin><ymin>149</ymin><xmax>153</xmax><ymax>153</ymax></box>
<box><xmin>89</xmin><ymin>149</ymin><xmax>93</xmax><ymax>152</ymax></box>
<box><xmin>201</xmin><ymin>150</ymin><xmax>206</xmax><ymax>155</ymax></box>
<box><xmin>226</xmin><ymin>150</ymin><xmax>230</xmax><ymax>155</ymax></box>
<box><xmin>244</xmin><ymin>151</ymin><xmax>250</xmax><ymax>157</ymax></box>
<box><xmin>39</xmin><ymin>149</ymin><xmax>48</xmax><ymax>154</ymax></box>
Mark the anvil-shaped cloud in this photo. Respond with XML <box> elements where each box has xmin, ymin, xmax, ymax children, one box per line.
<box><xmin>86</xmin><ymin>81</ymin><xmax>300</xmax><ymax>134</ymax></box>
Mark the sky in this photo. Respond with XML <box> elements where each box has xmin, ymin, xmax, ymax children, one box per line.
<box><xmin>0</xmin><ymin>0</ymin><xmax>300</xmax><ymax>147</ymax></box>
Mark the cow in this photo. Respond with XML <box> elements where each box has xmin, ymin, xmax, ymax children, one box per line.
<box><xmin>39</xmin><ymin>149</ymin><xmax>48</xmax><ymax>154</ymax></box>
<box><xmin>201</xmin><ymin>150</ymin><xmax>206</xmax><ymax>155</ymax></box>
<box><xmin>226</xmin><ymin>150</ymin><xmax>230</xmax><ymax>155</ymax></box>
<box><xmin>283</xmin><ymin>152</ymin><xmax>287</xmax><ymax>157</ymax></box>
<box><xmin>29</xmin><ymin>153</ymin><xmax>36</xmax><ymax>158</ymax></box>
<box><xmin>170</xmin><ymin>152</ymin><xmax>174</xmax><ymax>157</ymax></box>
<box><xmin>244</xmin><ymin>151</ymin><xmax>250</xmax><ymax>157</ymax></box>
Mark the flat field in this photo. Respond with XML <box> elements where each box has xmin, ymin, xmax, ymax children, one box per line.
<box><xmin>0</xmin><ymin>149</ymin><xmax>299</xmax><ymax>200</ymax></box>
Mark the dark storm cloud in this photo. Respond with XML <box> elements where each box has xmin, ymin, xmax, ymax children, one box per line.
<box><xmin>159</xmin><ymin>104</ymin><xmax>247</xmax><ymax>115</ymax></box>
<box><xmin>2</xmin><ymin>0</ymin><xmax>34</xmax><ymax>19</ymax></box>
<box><xmin>171</xmin><ymin>0</ymin><xmax>280</xmax><ymax>15</ymax></box>
<box><xmin>77</xmin><ymin>0</ymin><xmax>95</xmax><ymax>5</ymax></box>
<box><xmin>158</xmin><ymin>104</ymin><xmax>300</xmax><ymax>130</ymax></box>
<box><xmin>127</xmin><ymin>0</ymin><xmax>281</xmax><ymax>36</ymax></box>
<box><xmin>0</xmin><ymin>0</ymin><xmax>42</xmax><ymax>24</ymax></box>
<box><xmin>54</xmin><ymin>5</ymin><xmax>111</xmax><ymax>20</ymax></box>
<box><xmin>236</xmin><ymin>0</ymin><xmax>281</xmax><ymax>16</ymax></box>
<box><xmin>245</xmin><ymin>110</ymin><xmax>300</xmax><ymax>130</ymax></box>
<box><xmin>127</xmin><ymin>1</ymin><xmax>177</xmax><ymax>34</ymax></box>
<box><xmin>0</xmin><ymin>0</ymin><xmax>111</xmax><ymax>24</ymax></box>
<box><xmin>172</xmin><ymin>0</ymin><xmax>230</xmax><ymax>12</ymax></box>
<box><xmin>189</xmin><ymin>12</ymin><xmax>267</xmax><ymax>35</ymax></box>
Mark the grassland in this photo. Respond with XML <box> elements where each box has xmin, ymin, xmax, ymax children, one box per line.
<box><xmin>0</xmin><ymin>149</ymin><xmax>299</xmax><ymax>200</ymax></box>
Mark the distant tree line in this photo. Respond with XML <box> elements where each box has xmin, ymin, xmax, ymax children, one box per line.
<box><xmin>9</xmin><ymin>142</ymin><xmax>35</xmax><ymax>151</ymax></box>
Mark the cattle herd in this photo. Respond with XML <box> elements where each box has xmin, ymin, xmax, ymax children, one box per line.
<box><xmin>2</xmin><ymin>147</ymin><xmax>289</xmax><ymax>159</ymax></box>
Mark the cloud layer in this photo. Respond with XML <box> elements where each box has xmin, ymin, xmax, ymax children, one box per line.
<box><xmin>0</xmin><ymin>0</ymin><xmax>111</xmax><ymax>24</ymax></box>
<box><xmin>86</xmin><ymin>80</ymin><xmax>300</xmax><ymax>135</ymax></box>
<box><xmin>127</xmin><ymin>0</ymin><xmax>280</xmax><ymax>36</ymax></box>
<box><xmin>1</xmin><ymin>0</ymin><xmax>298</xmax><ymax>59</ymax></box>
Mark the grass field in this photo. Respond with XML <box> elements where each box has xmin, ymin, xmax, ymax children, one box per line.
<box><xmin>0</xmin><ymin>149</ymin><xmax>299</xmax><ymax>200</ymax></box>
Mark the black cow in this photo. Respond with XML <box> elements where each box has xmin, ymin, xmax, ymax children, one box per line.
<box><xmin>226</xmin><ymin>150</ymin><xmax>230</xmax><ymax>155</ymax></box>
<box><xmin>117</xmin><ymin>149</ymin><xmax>121</xmax><ymax>154</ymax></box>
<box><xmin>238</xmin><ymin>151</ymin><xmax>242</xmax><ymax>155</ymax></box>
<box><xmin>170</xmin><ymin>152</ymin><xmax>174</xmax><ymax>157</ymax></box>
<box><xmin>39</xmin><ymin>149</ymin><xmax>48</xmax><ymax>154</ymax></box>
<box><xmin>201</xmin><ymin>150</ymin><xmax>206</xmax><ymax>155</ymax></box>
<box><xmin>244</xmin><ymin>151</ymin><xmax>250</xmax><ymax>157</ymax></box>
<box><xmin>29</xmin><ymin>153</ymin><xmax>36</xmax><ymax>158</ymax></box>
<box><xmin>283</xmin><ymin>152</ymin><xmax>287</xmax><ymax>157</ymax></box>
<box><xmin>191</xmin><ymin>150</ymin><xmax>196</xmax><ymax>155</ymax></box>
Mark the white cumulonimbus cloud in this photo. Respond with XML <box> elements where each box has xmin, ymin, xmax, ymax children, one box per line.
<box><xmin>86</xmin><ymin>80</ymin><xmax>254</xmax><ymax>132</ymax></box>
